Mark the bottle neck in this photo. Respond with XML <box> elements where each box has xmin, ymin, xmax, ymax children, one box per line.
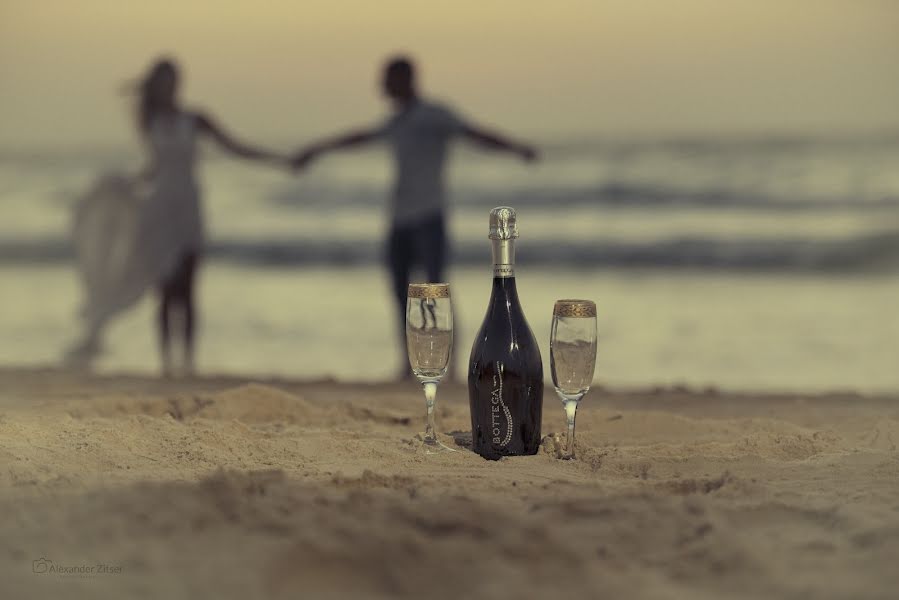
<box><xmin>491</xmin><ymin>239</ymin><xmax>516</xmax><ymax>278</ymax></box>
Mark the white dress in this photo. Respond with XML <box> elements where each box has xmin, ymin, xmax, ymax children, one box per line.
<box><xmin>73</xmin><ymin>112</ymin><xmax>202</xmax><ymax>339</ymax></box>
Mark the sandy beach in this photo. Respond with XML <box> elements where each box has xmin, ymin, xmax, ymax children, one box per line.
<box><xmin>0</xmin><ymin>368</ymin><xmax>896</xmax><ymax>599</ymax></box>
<box><xmin>4</xmin><ymin>1</ymin><xmax>898</xmax><ymax>598</ymax></box>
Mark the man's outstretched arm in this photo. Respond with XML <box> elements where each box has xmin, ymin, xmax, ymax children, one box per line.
<box><xmin>291</xmin><ymin>128</ymin><xmax>381</xmax><ymax>170</ymax></box>
<box><xmin>462</xmin><ymin>125</ymin><xmax>538</xmax><ymax>162</ymax></box>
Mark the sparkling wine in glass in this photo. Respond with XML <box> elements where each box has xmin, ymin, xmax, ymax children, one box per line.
<box><xmin>550</xmin><ymin>299</ymin><xmax>597</xmax><ymax>459</ymax></box>
<box><xmin>406</xmin><ymin>283</ymin><xmax>456</xmax><ymax>453</ymax></box>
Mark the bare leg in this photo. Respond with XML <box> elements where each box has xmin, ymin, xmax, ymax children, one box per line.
<box><xmin>181</xmin><ymin>254</ymin><xmax>198</xmax><ymax>376</ymax></box>
<box><xmin>157</xmin><ymin>287</ymin><xmax>173</xmax><ymax>377</ymax></box>
<box><xmin>158</xmin><ymin>253</ymin><xmax>198</xmax><ymax>377</ymax></box>
<box><xmin>161</xmin><ymin>252</ymin><xmax>199</xmax><ymax>376</ymax></box>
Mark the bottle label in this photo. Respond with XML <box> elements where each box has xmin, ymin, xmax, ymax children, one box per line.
<box><xmin>491</xmin><ymin>239</ymin><xmax>515</xmax><ymax>278</ymax></box>
<box><xmin>490</xmin><ymin>362</ymin><xmax>513</xmax><ymax>446</ymax></box>
<box><xmin>493</xmin><ymin>264</ymin><xmax>514</xmax><ymax>278</ymax></box>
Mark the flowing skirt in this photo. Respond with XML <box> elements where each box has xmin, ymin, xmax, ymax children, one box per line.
<box><xmin>72</xmin><ymin>171</ymin><xmax>201</xmax><ymax>335</ymax></box>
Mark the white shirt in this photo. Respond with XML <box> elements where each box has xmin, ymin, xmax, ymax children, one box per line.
<box><xmin>378</xmin><ymin>99</ymin><xmax>466</xmax><ymax>226</ymax></box>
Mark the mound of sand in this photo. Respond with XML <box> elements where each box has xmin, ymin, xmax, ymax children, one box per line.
<box><xmin>0</xmin><ymin>369</ymin><xmax>897</xmax><ymax>599</ymax></box>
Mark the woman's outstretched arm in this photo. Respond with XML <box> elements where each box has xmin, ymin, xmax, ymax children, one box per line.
<box><xmin>290</xmin><ymin>128</ymin><xmax>381</xmax><ymax>170</ymax></box>
<box><xmin>195</xmin><ymin>111</ymin><xmax>285</xmax><ymax>165</ymax></box>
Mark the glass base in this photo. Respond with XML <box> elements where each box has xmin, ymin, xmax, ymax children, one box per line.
<box><xmin>418</xmin><ymin>434</ymin><xmax>459</xmax><ymax>454</ymax></box>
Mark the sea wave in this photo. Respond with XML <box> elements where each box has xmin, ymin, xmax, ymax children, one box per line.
<box><xmin>4</xmin><ymin>231</ymin><xmax>897</xmax><ymax>272</ymax></box>
<box><xmin>268</xmin><ymin>182</ymin><xmax>899</xmax><ymax>212</ymax></box>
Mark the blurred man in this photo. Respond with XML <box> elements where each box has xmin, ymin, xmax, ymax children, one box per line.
<box><xmin>292</xmin><ymin>56</ymin><xmax>537</xmax><ymax>378</ymax></box>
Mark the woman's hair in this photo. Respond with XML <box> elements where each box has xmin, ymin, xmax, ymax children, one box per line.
<box><xmin>137</xmin><ymin>58</ymin><xmax>179</xmax><ymax>135</ymax></box>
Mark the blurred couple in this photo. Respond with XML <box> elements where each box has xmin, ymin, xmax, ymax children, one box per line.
<box><xmin>68</xmin><ymin>55</ymin><xmax>537</xmax><ymax>377</ymax></box>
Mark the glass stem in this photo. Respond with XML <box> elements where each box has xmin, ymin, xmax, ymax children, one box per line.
<box><xmin>564</xmin><ymin>400</ymin><xmax>578</xmax><ymax>458</ymax></box>
<box><xmin>423</xmin><ymin>381</ymin><xmax>438</xmax><ymax>444</ymax></box>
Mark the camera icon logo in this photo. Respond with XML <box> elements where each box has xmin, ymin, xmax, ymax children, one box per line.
<box><xmin>32</xmin><ymin>558</ymin><xmax>52</xmax><ymax>574</ymax></box>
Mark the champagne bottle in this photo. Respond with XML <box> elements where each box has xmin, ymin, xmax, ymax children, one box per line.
<box><xmin>468</xmin><ymin>207</ymin><xmax>544</xmax><ymax>460</ymax></box>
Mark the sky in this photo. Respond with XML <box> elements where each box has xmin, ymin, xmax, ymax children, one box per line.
<box><xmin>1</xmin><ymin>0</ymin><xmax>898</xmax><ymax>148</ymax></box>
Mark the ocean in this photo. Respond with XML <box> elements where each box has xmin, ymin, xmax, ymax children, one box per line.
<box><xmin>1</xmin><ymin>135</ymin><xmax>897</xmax><ymax>392</ymax></box>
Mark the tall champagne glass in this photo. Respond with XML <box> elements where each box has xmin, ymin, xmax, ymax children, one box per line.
<box><xmin>406</xmin><ymin>283</ymin><xmax>455</xmax><ymax>453</ymax></box>
<box><xmin>550</xmin><ymin>299</ymin><xmax>597</xmax><ymax>459</ymax></box>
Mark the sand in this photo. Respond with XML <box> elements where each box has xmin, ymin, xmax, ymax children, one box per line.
<box><xmin>1</xmin><ymin>368</ymin><xmax>897</xmax><ymax>599</ymax></box>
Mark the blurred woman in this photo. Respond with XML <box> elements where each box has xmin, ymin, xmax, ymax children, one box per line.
<box><xmin>68</xmin><ymin>58</ymin><xmax>286</xmax><ymax>375</ymax></box>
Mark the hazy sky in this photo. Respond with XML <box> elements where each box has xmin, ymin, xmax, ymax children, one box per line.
<box><xmin>1</xmin><ymin>0</ymin><xmax>897</xmax><ymax>148</ymax></box>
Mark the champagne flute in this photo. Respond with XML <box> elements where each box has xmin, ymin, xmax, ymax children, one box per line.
<box><xmin>406</xmin><ymin>283</ymin><xmax>456</xmax><ymax>453</ymax></box>
<box><xmin>550</xmin><ymin>299</ymin><xmax>597</xmax><ymax>459</ymax></box>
